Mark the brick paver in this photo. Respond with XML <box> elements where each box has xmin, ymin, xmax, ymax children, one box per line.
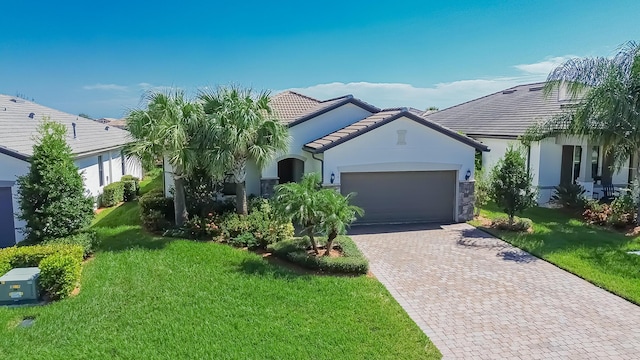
<box><xmin>350</xmin><ymin>223</ymin><xmax>640</xmax><ymax>359</ymax></box>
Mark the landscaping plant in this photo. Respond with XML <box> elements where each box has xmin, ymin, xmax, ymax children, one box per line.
<box><xmin>317</xmin><ymin>189</ymin><xmax>364</xmax><ymax>256</ymax></box>
<box><xmin>550</xmin><ymin>183</ymin><xmax>587</xmax><ymax>209</ymax></box>
<box><xmin>16</xmin><ymin>119</ymin><xmax>94</xmax><ymax>242</ymax></box>
<box><xmin>101</xmin><ymin>181</ymin><xmax>124</xmax><ymax>207</ymax></box>
<box><xmin>489</xmin><ymin>146</ymin><xmax>537</xmax><ymax>228</ymax></box>
<box><xmin>474</xmin><ymin>169</ymin><xmax>490</xmax><ymax>216</ymax></box>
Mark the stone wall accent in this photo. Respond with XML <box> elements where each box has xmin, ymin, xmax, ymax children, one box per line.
<box><xmin>260</xmin><ymin>178</ymin><xmax>279</xmax><ymax>197</ymax></box>
<box><xmin>458</xmin><ymin>181</ymin><xmax>475</xmax><ymax>222</ymax></box>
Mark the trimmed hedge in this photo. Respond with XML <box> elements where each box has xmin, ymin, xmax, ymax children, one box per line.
<box><xmin>102</xmin><ymin>181</ymin><xmax>124</xmax><ymax>207</ymax></box>
<box><xmin>18</xmin><ymin>230</ymin><xmax>98</xmax><ymax>258</ymax></box>
<box><xmin>139</xmin><ymin>188</ymin><xmax>174</xmax><ymax>232</ymax></box>
<box><xmin>267</xmin><ymin>236</ymin><xmax>369</xmax><ymax>275</ymax></box>
<box><xmin>0</xmin><ymin>244</ymin><xmax>84</xmax><ymax>300</ymax></box>
<box><xmin>121</xmin><ymin>175</ymin><xmax>140</xmax><ymax>202</ymax></box>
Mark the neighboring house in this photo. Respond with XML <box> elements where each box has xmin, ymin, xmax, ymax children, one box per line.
<box><xmin>165</xmin><ymin>91</ymin><xmax>489</xmax><ymax>224</ymax></box>
<box><xmin>425</xmin><ymin>82</ymin><xmax>632</xmax><ymax>204</ymax></box>
<box><xmin>97</xmin><ymin>117</ymin><xmax>127</xmax><ymax>129</ymax></box>
<box><xmin>0</xmin><ymin>95</ymin><xmax>143</xmax><ymax>247</ymax></box>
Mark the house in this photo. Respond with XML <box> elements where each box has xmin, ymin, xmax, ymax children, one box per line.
<box><xmin>97</xmin><ymin>117</ymin><xmax>127</xmax><ymax>129</ymax></box>
<box><xmin>0</xmin><ymin>95</ymin><xmax>143</xmax><ymax>247</ymax></box>
<box><xmin>164</xmin><ymin>91</ymin><xmax>489</xmax><ymax>224</ymax></box>
<box><xmin>425</xmin><ymin>82</ymin><xmax>632</xmax><ymax>204</ymax></box>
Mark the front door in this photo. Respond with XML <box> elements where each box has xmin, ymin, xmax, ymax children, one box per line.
<box><xmin>560</xmin><ymin>146</ymin><xmax>582</xmax><ymax>186</ymax></box>
<box><xmin>0</xmin><ymin>187</ymin><xmax>16</xmax><ymax>248</ymax></box>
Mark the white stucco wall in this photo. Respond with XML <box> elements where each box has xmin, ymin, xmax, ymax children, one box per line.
<box><xmin>261</xmin><ymin>103</ymin><xmax>373</xmax><ymax>180</ymax></box>
<box><xmin>1</xmin><ymin>147</ymin><xmax>142</xmax><ymax>244</ymax></box>
<box><xmin>323</xmin><ymin>116</ymin><xmax>476</xmax><ymax>185</ymax></box>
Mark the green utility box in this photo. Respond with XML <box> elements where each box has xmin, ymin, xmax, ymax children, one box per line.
<box><xmin>0</xmin><ymin>267</ymin><xmax>40</xmax><ymax>305</ymax></box>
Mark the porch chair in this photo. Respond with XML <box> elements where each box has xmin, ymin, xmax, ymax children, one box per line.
<box><xmin>599</xmin><ymin>183</ymin><xmax>619</xmax><ymax>203</ymax></box>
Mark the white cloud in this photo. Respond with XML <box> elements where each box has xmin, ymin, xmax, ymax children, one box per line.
<box><xmin>284</xmin><ymin>55</ymin><xmax>578</xmax><ymax>110</ymax></box>
<box><xmin>514</xmin><ymin>56</ymin><xmax>576</xmax><ymax>75</ymax></box>
<box><xmin>83</xmin><ymin>83</ymin><xmax>129</xmax><ymax>91</ymax></box>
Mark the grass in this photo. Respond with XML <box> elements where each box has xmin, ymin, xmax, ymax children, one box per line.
<box><xmin>472</xmin><ymin>203</ymin><xmax>640</xmax><ymax>305</ymax></box>
<box><xmin>0</xmin><ymin>173</ymin><xmax>439</xmax><ymax>359</ymax></box>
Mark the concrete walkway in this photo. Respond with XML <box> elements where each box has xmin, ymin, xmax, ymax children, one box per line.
<box><xmin>350</xmin><ymin>223</ymin><xmax>640</xmax><ymax>359</ymax></box>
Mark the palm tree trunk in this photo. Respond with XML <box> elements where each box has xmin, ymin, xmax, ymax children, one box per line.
<box><xmin>324</xmin><ymin>230</ymin><xmax>338</xmax><ymax>256</ymax></box>
<box><xmin>305</xmin><ymin>226</ymin><xmax>319</xmax><ymax>254</ymax></box>
<box><xmin>236</xmin><ymin>182</ymin><xmax>248</xmax><ymax>215</ymax></box>
<box><xmin>173</xmin><ymin>175</ymin><xmax>188</xmax><ymax>227</ymax></box>
<box><xmin>635</xmin><ymin>150</ymin><xmax>640</xmax><ymax>224</ymax></box>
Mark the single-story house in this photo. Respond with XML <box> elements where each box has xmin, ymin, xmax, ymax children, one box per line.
<box><xmin>0</xmin><ymin>95</ymin><xmax>143</xmax><ymax>247</ymax></box>
<box><xmin>425</xmin><ymin>82</ymin><xmax>632</xmax><ymax>204</ymax></box>
<box><xmin>165</xmin><ymin>91</ymin><xmax>489</xmax><ymax>224</ymax></box>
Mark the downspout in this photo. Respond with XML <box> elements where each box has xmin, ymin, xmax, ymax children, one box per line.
<box><xmin>311</xmin><ymin>152</ymin><xmax>324</xmax><ymax>185</ymax></box>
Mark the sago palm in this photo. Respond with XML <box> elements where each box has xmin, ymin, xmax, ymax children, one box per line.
<box><xmin>318</xmin><ymin>189</ymin><xmax>363</xmax><ymax>256</ymax></box>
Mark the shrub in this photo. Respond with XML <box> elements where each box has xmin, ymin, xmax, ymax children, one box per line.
<box><xmin>122</xmin><ymin>180</ymin><xmax>137</xmax><ymax>202</ymax></box>
<box><xmin>102</xmin><ymin>181</ymin><xmax>124</xmax><ymax>207</ymax></box>
<box><xmin>139</xmin><ymin>189</ymin><xmax>174</xmax><ymax>232</ymax></box>
<box><xmin>491</xmin><ymin>216</ymin><xmax>532</xmax><ymax>232</ymax></box>
<box><xmin>607</xmin><ymin>194</ymin><xmax>636</xmax><ymax>228</ymax></box>
<box><xmin>489</xmin><ymin>146</ymin><xmax>537</xmax><ymax>225</ymax></box>
<box><xmin>20</xmin><ymin>230</ymin><xmax>98</xmax><ymax>258</ymax></box>
<box><xmin>551</xmin><ymin>183</ymin><xmax>587</xmax><ymax>209</ymax></box>
<box><xmin>16</xmin><ymin>119</ymin><xmax>94</xmax><ymax>242</ymax></box>
<box><xmin>168</xmin><ymin>213</ymin><xmax>221</xmax><ymax>240</ymax></box>
<box><xmin>0</xmin><ymin>244</ymin><xmax>83</xmax><ymax>300</ymax></box>
<box><xmin>121</xmin><ymin>175</ymin><xmax>140</xmax><ymax>194</ymax></box>
<box><xmin>219</xmin><ymin>200</ymin><xmax>294</xmax><ymax>248</ymax></box>
<box><xmin>229</xmin><ymin>232</ymin><xmax>260</xmax><ymax>249</ymax></box>
<box><xmin>583</xmin><ymin>200</ymin><xmax>611</xmax><ymax>226</ymax></box>
<box><xmin>268</xmin><ymin>236</ymin><xmax>369</xmax><ymax>274</ymax></box>
<box><xmin>474</xmin><ymin>170</ymin><xmax>490</xmax><ymax>216</ymax></box>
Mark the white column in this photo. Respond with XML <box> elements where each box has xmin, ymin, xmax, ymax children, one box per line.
<box><xmin>577</xmin><ymin>142</ymin><xmax>594</xmax><ymax>197</ymax></box>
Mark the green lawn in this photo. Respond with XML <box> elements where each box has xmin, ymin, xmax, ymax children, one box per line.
<box><xmin>0</xmin><ymin>175</ymin><xmax>438</xmax><ymax>359</ymax></box>
<box><xmin>472</xmin><ymin>203</ymin><xmax>640</xmax><ymax>305</ymax></box>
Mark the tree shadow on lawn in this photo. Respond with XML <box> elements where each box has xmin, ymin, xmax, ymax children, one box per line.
<box><xmin>94</xmin><ymin>227</ymin><xmax>172</xmax><ymax>253</ymax></box>
<box><xmin>457</xmin><ymin>228</ymin><xmax>538</xmax><ymax>264</ymax></box>
<box><xmin>237</xmin><ymin>257</ymin><xmax>313</xmax><ymax>280</ymax></box>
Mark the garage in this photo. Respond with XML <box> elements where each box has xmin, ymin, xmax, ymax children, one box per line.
<box><xmin>340</xmin><ymin>171</ymin><xmax>456</xmax><ymax>224</ymax></box>
<box><xmin>0</xmin><ymin>187</ymin><xmax>16</xmax><ymax>248</ymax></box>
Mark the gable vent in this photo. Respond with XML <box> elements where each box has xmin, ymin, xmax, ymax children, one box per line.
<box><xmin>28</xmin><ymin>112</ymin><xmax>35</xmax><ymax>119</ymax></box>
<box><xmin>502</xmin><ymin>89</ymin><xmax>517</xmax><ymax>94</ymax></box>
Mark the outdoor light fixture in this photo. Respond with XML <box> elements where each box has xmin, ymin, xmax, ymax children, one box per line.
<box><xmin>465</xmin><ymin>169</ymin><xmax>471</xmax><ymax>180</ymax></box>
<box><xmin>330</xmin><ymin>172</ymin><xmax>335</xmax><ymax>184</ymax></box>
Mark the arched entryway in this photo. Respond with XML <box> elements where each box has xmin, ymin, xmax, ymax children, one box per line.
<box><xmin>277</xmin><ymin>158</ymin><xmax>304</xmax><ymax>184</ymax></box>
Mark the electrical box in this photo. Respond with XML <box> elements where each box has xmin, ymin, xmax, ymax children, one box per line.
<box><xmin>0</xmin><ymin>267</ymin><xmax>40</xmax><ymax>305</ymax></box>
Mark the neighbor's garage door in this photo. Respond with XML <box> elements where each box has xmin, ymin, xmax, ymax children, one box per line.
<box><xmin>0</xmin><ymin>187</ymin><xmax>16</xmax><ymax>248</ymax></box>
<box><xmin>340</xmin><ymin>171</ymin><xmax>456</xmax><ymax>224</ymax></box>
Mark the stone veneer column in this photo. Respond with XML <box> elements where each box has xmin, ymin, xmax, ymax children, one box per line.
<box><xmin>260</xmin><ymin>178</ymin><xmax>279</xmax><ymax>197</ymax></box>
<box><xmin>458</xmin><ymin>181</ymin><xmax>475</xmax><ymax>222</ymax></box>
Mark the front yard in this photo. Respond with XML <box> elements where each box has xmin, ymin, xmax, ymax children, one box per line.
<box><xmin>0</xmin><ymin>176</ymin><xmax>438</xmax><ymax>359</ymax></box>
<box><xmin>473</xmin><ymin>203</ymin><xmax>640</xmax><ymax>305</ymax></box>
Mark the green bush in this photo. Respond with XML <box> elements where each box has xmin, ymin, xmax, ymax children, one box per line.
<box><xmin>229</xmin><ymin>232</ymin><xmax>259</xmax><ymax>249</ymax></box>
<box><xmin>0</xmin><ymin>244</ymin><xmax>84</xmax><ymax>300</ymax></box>
<box><xmin>219</xmin><ymin>200</ymin><xmax>294</xmax><ymax>248</ymax></box>
<box><xmin>16</xmin><ymin>120</ymin><xmax>95</xmax><ymax>242</ymax></box>
<box><xmin>102</xmin><ymin>181</ymin><xmax>124</xmax><ymax>207</ymax></box>
<box><xmin>490</xmin><ymin>216</ymin><xmax>533</xmax><ymax>232</ymax></box>
<box><xmin>43</xmin><ymin>230</ymin><xmax>98</xmax><ymax>258</ymax></box>
<box><xmin>121</xmin><ymin>175</ymin><xmax>140</xmax><ymax>194</ymax></box>
<box><xmin>139</xmin><ymin>189</ymin><xmax>174</xmax><ymax>232</ymax></box>
<box><xmin>165</xmin><ymin>213</ymin><xmax>222</xmax><ymax>240</ymax></box>
<box><xmin>607</xmin><ymin>194</ymin><xmax>636</xmax><ymax>228</ymax></box>
<box><xmin>122</xmin><ymin>180</ymin><xmax>137</xmax><ymax>202</ymax></box>
<box><xmin>267</xmin><ymin>236</ymin><xmax>369</xmax><ymax>274</ymax></box>
<box><xmin>551</xmin><ymin>184</ymin><xmax>587</xmax><ymax>209</ymax></box>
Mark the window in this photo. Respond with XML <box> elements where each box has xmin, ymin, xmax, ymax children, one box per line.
<box><xmin>591</xmin><ymin>146</ymin><xmax>600</xmax><ymax>177</ymax></box>
<box><xmin>121</xmin><ymin>151</ymin><xmax>126</xmax><ymax>176</ymax></box>
<box><xmin>98</xmin><ymin>155</ymin><xmax>104</xmax><ymax>186</ymax></box>
<box><xmin>572</xmin><ymin>146</ymin><xmax>582</xmax><ymax>183</ymax></box>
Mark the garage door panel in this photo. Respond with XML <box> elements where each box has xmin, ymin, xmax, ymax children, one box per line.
<box><xmin>341</xmin><ymin>171</ymin><xmax>455</xmax><ymax>224</ymax></box>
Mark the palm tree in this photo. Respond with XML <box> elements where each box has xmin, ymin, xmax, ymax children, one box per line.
<box><xmin>525</xmin><ymin>41</ymin><xmax>640</xmax><ymax>221</ymax></box>
<box><xmin>199</xmin><ymin>86</ymin><xmax>290</xmax><ymax>215</ymax></box>
<box><xmin>126</xmin><ymin>90</ymin><xmax>207</xmax><ymax>226</ymax></box>
<box><xmin>273</xmin><ymin>173</ymin><xmax>323</xmax><ymax>254</ymax></box>
<box><xmin>318</xmin><ymin>189</ymin><xmax>363</xmax><ymax>256</ymax></box>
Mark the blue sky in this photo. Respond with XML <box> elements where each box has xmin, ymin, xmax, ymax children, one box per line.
<box><xmin>1</xmin><ymin>0</ymin><xmax>638</xmax><ymax>118</ymax></box>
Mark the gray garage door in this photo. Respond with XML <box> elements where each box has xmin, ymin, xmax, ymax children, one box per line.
<box><xmin>0</xmin><ymin>187</ymin><xmax>16</xmax><ymax>248</ymax></box>
<box><xmin>340</xmin><ymin>171</ymin><xmax>456</xmax><ymax>224</ymax></box>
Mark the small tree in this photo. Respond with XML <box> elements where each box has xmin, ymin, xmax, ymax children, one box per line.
<box><xmin>318</xmin><ymin>190</ymin><xmax>363</xmax><ymax>256</ymax></box>
<box><xmin>474</xmin><ymin>169</ymin><xmax>490</xmax><ymax>217</ymax></box>
<box><xmin>273</xmin><ymin>173</ymin><xmax>323</xmax><ymax>254</ymax></box>
<box><xmin>489</xmin><ymin>146</ymin><xmax>537</xmax><ymax>226</ymax></box>
<box><xmin>17</xmin><ymin>119</ymin><xmax>94</xmax><ymax>241</ymax></box>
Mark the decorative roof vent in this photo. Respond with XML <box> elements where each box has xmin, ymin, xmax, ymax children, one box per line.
<box><xmin>28</xmin><ymin>112</ymin><xmax>35</xmax><ymax>119</ymax></box>
<box><xmin>104</xmin><ymin>126</ymin><xmax>109</xmax><ymax>131</ymax></box>
<box><xmin>502</xmin><ymin>89</ymin><xmax>517</xmax><ymax>94</ymax></box>
<box><xmin>72</xmin><ymin>122</ymin><xmax>77</xmax><ymax>139</ymax></box>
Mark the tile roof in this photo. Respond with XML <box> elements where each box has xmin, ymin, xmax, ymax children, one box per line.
<box><xmin>270</xmin><ymin>91</ymin><xmax>379</xmax><ymax>126</ymax></box>
<box><xmin>304</xmin><ymin>108</ymin><xmax>488</xmax><ymax>153</ymax></box>
<box><xmin>0</xmin><ymin>95</ymin><xmax>131</xmax><ymax>160</ymax></box>
<box><xmin>424</xmin><ymin>82</ymin><xmax>574</xmax><ymax>138</ymax></box>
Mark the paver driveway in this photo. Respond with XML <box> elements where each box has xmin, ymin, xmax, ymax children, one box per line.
<box><xmin>350</xmin><ymin>223</ymin><xmax>640</xmax><ymax>359</ymax></box>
